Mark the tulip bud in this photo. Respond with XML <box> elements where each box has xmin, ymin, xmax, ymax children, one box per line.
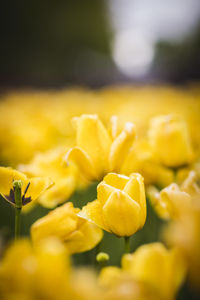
<box><xmin>78</xmin><ymin>173</ymin><xmax>146</xmax><ymax>237</ymax></box>
<box><xmin>96</xmin><ymin>252</ymin><xmax>110</xmax><ymax>264</ymax></box>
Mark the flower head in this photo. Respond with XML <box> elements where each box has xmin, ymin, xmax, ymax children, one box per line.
<box><xmin>0</xmin><ymin>167</ymin><xmax>53</xmax><ymax>207</ymax></box>
<box><xmin>122</xmin><ymin>243</ymin><xmax>186</xmax><ymax>300</ymax></box>
<box><xmin>120</xmin><ymin>138</ymin><xmax>174</xmax><ymax>188</ymax></box>
<box><xmin>164</xmin><ymin>204</ymin><xmax>200</xmax><ymax>291</ymax></box>
<box><xmin>147</xmin><ymin>171</ymin><xmax>200</xmax><ymax>220</ymax></box>
<box><xmin>78</xmin><ymin>173</ymin><xmax>146</xmax><ymax>237</ymax></box>
<box><xmin>0</xmin><ymin>238</ymin><xmax>70</xmax><ymax>299</ymax></box>
<box><xmin>31</xmin><ymin>202</ymin><xmax>103</xmax><ymax>254</ymax></box>
<box><xmin>19</xmin><ymin>147</ymin><xmax>79</xmax><ymax>208</ymax></box>
<box><xmin>65</xmin><ymin>114</ymin><xmax>136</xmax><ymax>181</ymax></box>
<box><xmin>148</xmin><ymin>114</ymin><xmax>194</xmax><ymax>167</ymax></box>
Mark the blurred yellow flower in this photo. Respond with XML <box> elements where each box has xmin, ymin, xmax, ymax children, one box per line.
<box><xmin>147</xmin><ymin>184</ymin><xmax>191</xmax><ymax>220</ymax></box>
<box><xmin>176</xmin><ymin>161</ymin><xmax>200</xmax><ymax>184</ymax></box>
<box><xmin>1</xmin><ymin>86</ymin><xmax>200</xmax><ymax>168</ymax></box>
<box><xmin>99</xmin><ymin>266</ymin><xmax>161</xmax><ymax>300</ymax></box>
<box><xmin>180</xmin><ymin>170</ymin><xmax>200</xmax><ymax>197</ymax></box>
<box><xmin>122</xmin><ymin>243</ymin><xmax>186</xmax><ymax>300</ymax></box>
<box><xmin>163</xmin><ymin>200</ymin><xmax>200</xmax><ymax>291</ymax></box>
<box><xmin>0</xmin><ymin>238</ymin><xmax>70</xmax><ymax>300</ymax></box>
<box><xmin>69</xmin><ymin>268</ymin><xmax>103</xmax><ymax>300</ymax></box>
<box><xmin>78</xmin><ymin>172</ymin><xmax>146</xmax><ymax>237</ymax></box>
<box><xmin>33</xmin><ymin>237</ymin><xmax>70</xmax><ymax>300</ymax></box>
<box><xmin>120</xmin><ymin>138</ymin><xmax>174</xmax><ymax>188</ymax></box>
<box><xmin>65</xmin><ymin>114</ymin><xmax>136</xmax><ymax>181</ymax></box>
<box><xmin>19</xmin><ymin>147</ymin><xmax>79</xmax><ymax>208</ymax></box>
<box><xmin>0</xmin><ymin>239</ymin><xmax>35</xmax><ymax>297</ymax></box>
<box><xmin>0</xmin><ymin>166</ymin><xmax>53</xmax><ymax>207</ymax></box>
<box><xmin>103</xmin><ymin>279</ymin><xmax>161</xmax><ymax>300</ymax></box>
<box><xmin>31</xmin><ymin>202</ymin><xmax>103</xmax><ymax>254</ymax></box>
<box><xmin>0</xmin><ymin>89</ymin><xmax>101</xmax><ymax>165</ymax></box>
<box><xmin>98</xmin><ymin>266</ymin><xmax>125</xmax><ymax>287</ymax></box>
<box><xmin>148</xmin><ymin>114</ymin><xmax>194</xmax><ymax>167</ymax></box>
<box><xmin>148</xmin><ymin>171</ymin><xmax>200</xmax><ymax>220</ymax></box>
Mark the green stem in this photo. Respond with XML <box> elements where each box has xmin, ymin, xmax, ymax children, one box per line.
<box><xmin>15</xmin><ymin>207</ymin><xmax>21</xmax><ymax>240</ymax></box>
<box><xmin>13</xmin><ymin>180</ymin><xmax>22</xmax><ymax>240</ymax></box>
<box><xmin>98</xmin><ymin>260</ymin><xmax>106</xmax><ymax>270</ymax></box>
<box><xmin>124</xmin><ymin>236</ymin><xmax>131</xmax><ymax>253</ymax></box>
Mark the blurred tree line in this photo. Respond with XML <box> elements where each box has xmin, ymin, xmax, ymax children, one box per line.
<box><xmin>0</xmin><ymin>0</ymin><xmax>200</xmax><ymax>88</ymax></box>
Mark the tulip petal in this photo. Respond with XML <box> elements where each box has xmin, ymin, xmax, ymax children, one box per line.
<box><xmin>65</xmin><ymin>147</ymin><xmax>97</xmax><ymax>180</ymax></box>
<box><xmin>170</xmin><ymin>248</ymin><xmax>187</xmax><ymax>292</ymax></box>
<box><xmin>78</xmin><ymin>200</ymin><xmax>107</xmax><ymax>232</ymax></box>
<box><xmin>38</xmin><ymin>176</ymin><xmax>76</xmax><ymax>208</ymax></box>
<box><xmin>160</xmin><ymin>183</ymin><xmax>191</xmax><ymax>219</ymax></box>
<box><xmin>103</xmin><ymin>173</ymin><xmax>129</xmax><ymax>190</ymax></box>
<box><xmin>31</xmin><ymin>203</ymin><xmax>79</xmax><ymax>246</ymax></box>
<box><xmin>103</xmin><ymin>190</ymin><xmax>141</xmax><ymax>237</ymax></box>
<box><xmin>97</xmin><ymin>182</ymin><xmax>116</xmax><ymax>205</ymax></box>
<box><xmin>109</xmin><ymin>122</ymin><xmax>136</xmax><ymax>172</ymax></box>
<box><xmin>99</xmin><ymin>266</ymin><xmax>123</xmax><ymax>287</ymax></box>
<box><xmin>109</xmin><ymin>116</ymin><xmax>121</xmax><ymax>140</ymax></box>
<box><xmin>147</xmin><ymin>186</ymin><xmax>170</xmax><ymax>220</ymax></box>
<box><xmin>75</xmin><ymin>115</ymin><xmax>112</xmax><ymax>177</ymax></box>
<box><xmin>124</xmin><ymin>173</ymin><xmax>146</xmax><ymax>226</ymax></box>
<box><xmin>24</xmin><ymin>177</ymin><xmax>53</xmax><ymax>201</ymax></box>
<box><xmin>66</xmin><ymin>220</ymin><xmax>103</xmax><ymax>254</ymax></box>
<box><xmin>0</xmin><ymin>167</ymin><xmax>26</xmax><ymax>197</ymax></box>
<box><xmin>149</xmin><ymin>115</ymin><xmax>194</xmax><ymax>167</ymax></box>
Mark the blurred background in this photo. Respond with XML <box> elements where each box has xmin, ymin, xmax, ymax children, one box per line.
<box><xmin>1</xmin><ymin>0</ymin><xmax>200</xmax><ymax>89</ymax></box>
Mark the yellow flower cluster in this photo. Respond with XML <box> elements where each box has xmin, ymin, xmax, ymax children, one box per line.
<box><xmin>0</xmin><ymin>85</ymin><xmax>200</xmax><ymax>300</ymax></box>
<box><xmin>0</xmin><ymin>239</ymin><xmax>186</xmax><ymax>300</ymax></box>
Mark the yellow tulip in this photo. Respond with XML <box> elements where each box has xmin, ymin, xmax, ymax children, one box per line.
<box><xmin>98</xmin><ymin>266</ymin><xmax>125</xmax><ymax>287</ymax></box>
<box><xmin>121</xmin><ymin>138</ymin><xmax>174</xmax><ymax>188</ymax></box>
<box><xmin>122</xmin><ymin>243</ymin><xmax>186</xmax><ymax>300</ymax></box>
<box><xmin>148</xmin><ymin>171</ymin><xmax>200</xmax><ymax>220</ymax></box>
<box><xmin>164</xmin><ymin>202</ymin><xmax>200</xmax><ymax>290</ymax></box>
<box><xmin>70</xmin><ymin>268</ymin><xmax>103</xmax><ymax>300</ymax></box>
<box><xmin>65</xmin><ymin>114</ymin><xmax>136</xmax><ymax>181</ymax></box>
<box><xmin>31</xmin><ymin>202</ymin><xmax>103</xmax><ymax>254</ymax></box>
<box><xmin>99</xmin><ymin>267</ymin><xmax>161</xmax><ymax>300</ymax></box>
<box><xmin>148</xmin><ymin>114</ymin><xmax>194</xmax><ymax>167</ymax></box>
<box><xmin>176</xmin><ymin>162</ymin><xmax>200</xmax><ymax>185</ymax></box>
<box><xmin>33</xmin><ymin>237</ymin><xmax>70</xmax><ymax>300</ymax></box>
<box><xmin>147</xmin><ymin>183</ymin><xmax>191</xmax><ymax>220</ymax></box>
<box><xmin>103</xmin><ymin>279</ymin><xmax>161</xmax><ymax>300</ymax></box>
<box><xmin>19</xmin><ymin>147</ymin><xmax>79</xmax><ymax>208</ymax></box>
<box><xmin>180</xmin><ymin>170</ymin><xmax>200</xmax><ymax>197</ymax></box>
<box><xmin>0</xmin><ymin>239</ymin><xmax>35</xmax><ymax>297</ymax></box>
<box><xmin>0</xmin><ymin>238</ymin><xmax>70</xmax><ymax>300</ymax></box>
<box><xmin>78</xmin><ymin>172</ymin><xmax>146</xmax><ymax>237</ymax></box>
<box><xmin>0</xmin><ymin>166</ymin><xmax>53</xmax><ymax>207</ymax></box>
